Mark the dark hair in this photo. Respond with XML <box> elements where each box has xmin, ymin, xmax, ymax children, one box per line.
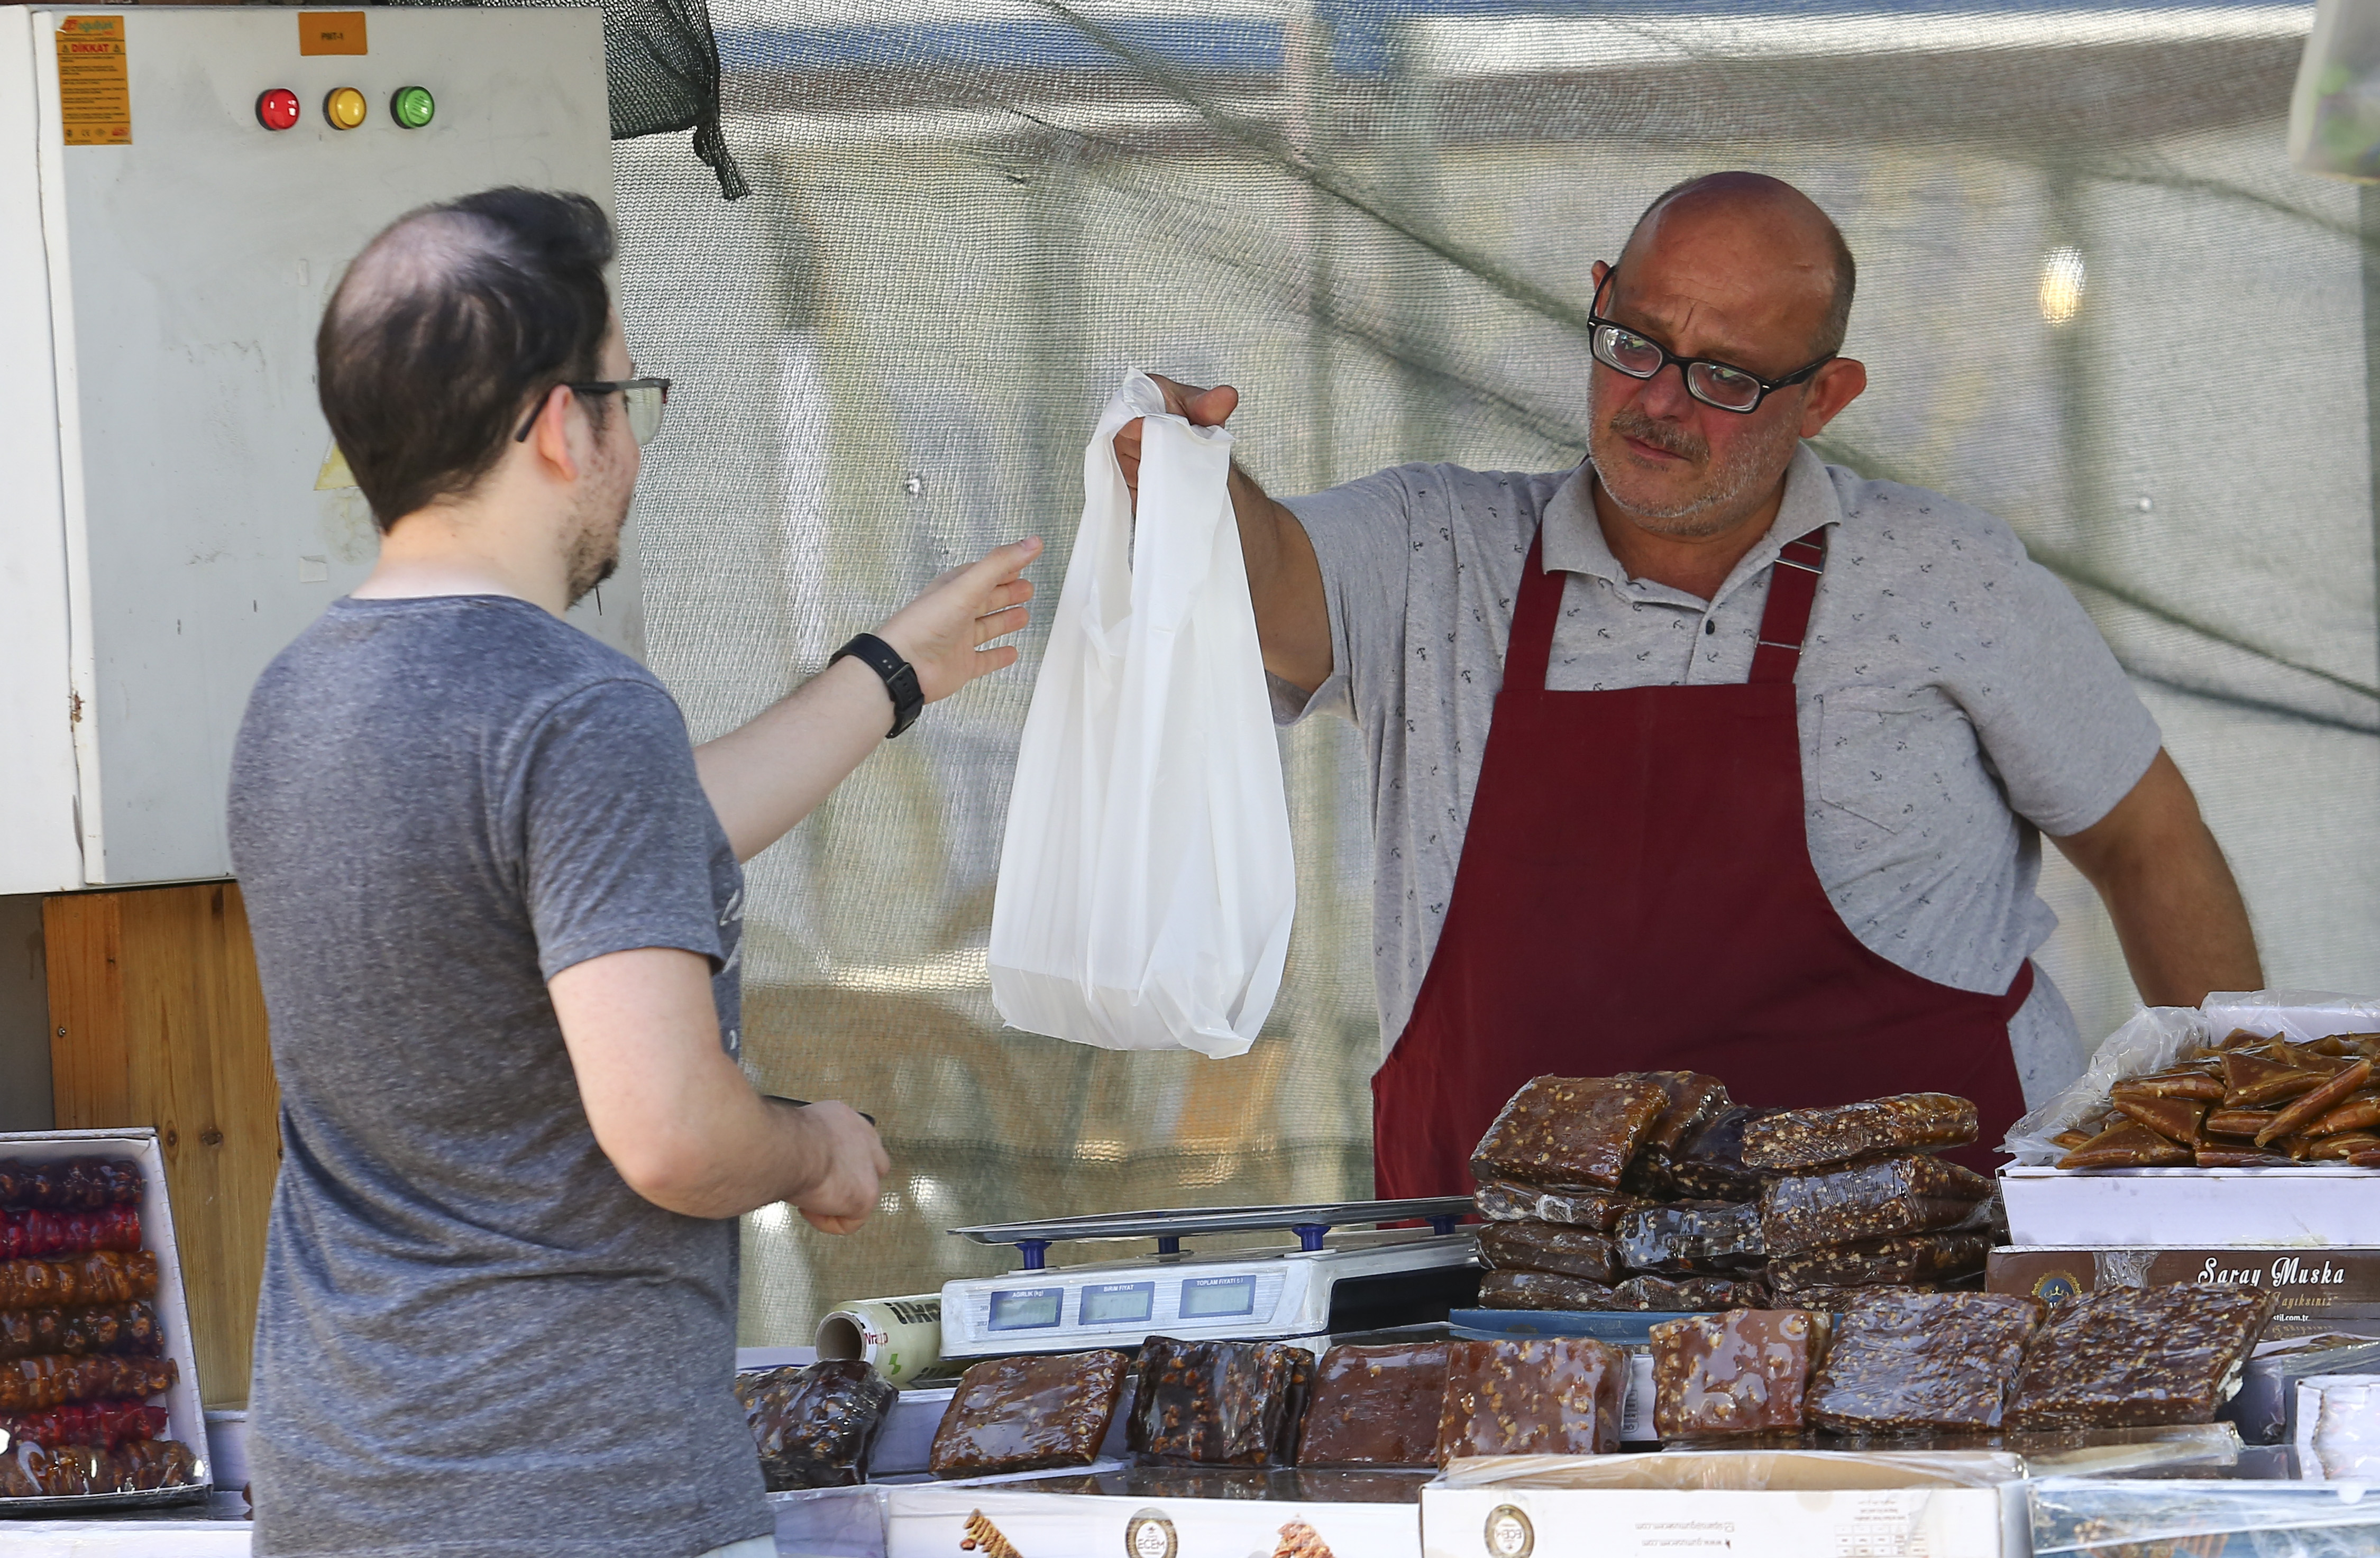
<box><xmin>1634</xmin><ymin>174</ymin><xmax>1857</xmax><ymax>357</ymax></box>
<box><xmin>317</xmin><ymin>187</ymin><xmax>617</xmax><ymax>531</ymax></box>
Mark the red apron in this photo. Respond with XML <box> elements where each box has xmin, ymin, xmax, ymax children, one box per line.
<box><xmin>1371</xmin><ymin>523</ymin><xmax>2031</xmax><ymax>1194</ymax></box>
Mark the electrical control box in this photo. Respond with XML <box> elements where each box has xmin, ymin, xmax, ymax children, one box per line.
<box><xmin>0</xmin><ymin>6</ymin><xmax>639</xmax><ymax>893</ymax></box>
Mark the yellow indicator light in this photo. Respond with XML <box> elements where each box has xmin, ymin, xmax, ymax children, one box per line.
<box><xmin>324</xmin><ymin>86</ymin><xmax>367</xmax><ymax>131</ymax></box>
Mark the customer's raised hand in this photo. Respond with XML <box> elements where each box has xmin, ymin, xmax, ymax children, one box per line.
<box><xmin>874</xmin><ymin>536</ymin><xmax>1043</xmax><ymax>703</ymax></box>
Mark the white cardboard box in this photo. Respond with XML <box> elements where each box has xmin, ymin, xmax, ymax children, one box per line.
<box><xmin>1421</xmin><ymin>1452</ymin><xmax>2028</xmax><ymax>1558</ymax></box>
<box><xmin>0</xmin><ymin>1127</ymin><xmax>212</xmax><ymax>1505</ymax></box>
<box><xmin>2001</xmin><ymin>1164</ymin><xmax>2380</xmax><ymax>1248</ymax></box>
<box><xmin>885</xmin><ymin>1478</ymin><xmax>1422</xmax><ymax>1557</ymax></box>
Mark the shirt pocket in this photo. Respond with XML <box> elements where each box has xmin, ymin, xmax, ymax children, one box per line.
<box><xmin>1815</xmin><ymin>686</ymin><xmax>1966</xmax><ymax>835</ymax></box>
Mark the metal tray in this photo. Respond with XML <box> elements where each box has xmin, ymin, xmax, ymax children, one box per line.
<box><xmin>0</xmin><ymin>1480</ymin><xmax>214</xmax><ymax>1518</ymax></box>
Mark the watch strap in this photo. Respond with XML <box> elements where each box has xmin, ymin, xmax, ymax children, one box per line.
<box><xmin>831</xmin><ymin>633</ymin><xmax>924</xmax><ymax>738</ymax></box>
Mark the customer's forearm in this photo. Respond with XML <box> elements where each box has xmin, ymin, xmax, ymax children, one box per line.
<box><xmin>693</xmin><ymin>657</ymin><xmax>889</xmax><ymax>861</ymax></box>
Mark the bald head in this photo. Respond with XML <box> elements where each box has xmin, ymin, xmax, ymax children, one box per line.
<box><xmin>317</xmin><ymin>188</ymin><xmax>615</xmax><ymax>530</ymax></box>
<box><xmin>1620</xmin><ymin>172</ymin><xmax>1855</xmax><ymax>359</ymax></box>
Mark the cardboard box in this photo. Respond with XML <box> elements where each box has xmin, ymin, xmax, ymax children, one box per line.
<box><xmin>0</xmin><ymin>1128</ymin><xmax>212</xmax><ymax>1511</ymax></box>
<box><xmin>1421</xmin><ymin>1452</ymin><xmax>2027</xmax><ymax>1558</ymax></box>
<box><xmin>886</xmin><ymin>1469</ymin><xmax>1425</xmax><ymax>1557</ymax></box>
<box><xmin>2000</xmin><ymin>1164</ymin><xmax>2380</xmax><ymax>1249</ymax></box>
<box><xmin>1988</xmin><ymin>1247</ymin><xmax>2380</xmax><ymax>1335</ymax></box>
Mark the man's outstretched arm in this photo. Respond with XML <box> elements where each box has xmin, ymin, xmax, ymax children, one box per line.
<box><xmin>693</xmin><ymin>536</ymin><xmax>1042</xmax><ymax>862</ymax></box>
<box><xmin>2051</xmin><ymin>748</ymin><xmax>2263</xmax><ymax>1006</ymax></box>
<box><xmin>1114</xmin><ymin>375</ymin><xmax>1333</xmax><ymax>693</ymax></box>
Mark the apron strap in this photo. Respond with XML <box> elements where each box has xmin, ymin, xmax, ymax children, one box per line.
<box><xmin>1504</xmin><ymin>532</ymin><xmax>1559</xmax><ymax>692</ymax></box>
<box><xmin>1748</xmin><ymin>527</ymin><xmax>1830</xmax><ymax>685</ymax></box>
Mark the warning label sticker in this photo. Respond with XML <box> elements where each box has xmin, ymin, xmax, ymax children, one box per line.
<box><xmin>56</xmin><ymin>16</ymin><xmax>130</xmax><ymax>148</ymax></box>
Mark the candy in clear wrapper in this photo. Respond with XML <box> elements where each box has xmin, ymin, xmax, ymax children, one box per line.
<box><xmin>3</xmin><ymin>1398</ymin><xmax>171</xmax><ymax>1450</ymax></box>
<box><xmin>1474</xmin><ymin>1220</ymin><xmax>1617</xmax><ymax>1284</ymax></box>
<box><xmin>735</xmin><ymin>1359</ymin><xmax>897</xmax><ymax>1490</ymax></box>
<box><xmin>1740</xmin><ymin>1094</ymin><xmax>1978</xmax><ymax>1172</ymax></box>
<box><xmin>0</xmin><ymin>1160</ymin><xmax>143</xmax><ymax>1214</ymax></box>
<box><xmin>1470</xmin><ymin>1180</ymin><xmax>1642</xmax><ymax>1234</ymax></box>
<box><xmin>929</xmin><ymin>1351</ymin><xmax>1128</xmax><ymax>1477</ymax></box>
<box><xmin>1296</xmin><ymin>1341</ymin><xmax>1450</xmax><ymax>1468</ymax></box>
<box><xmin>1805</xmin><ymin>1290</ymin><xmax>2044</xmax><ymax>1432</ymax></box>
<box><xmin>0</xmin><ymin>1206</ymin><xmax>141</xmax><ymax>1263</ymax></box>
<box><xmin>0</xmin><ymin>1303</ymin><xmax>162</xmax><ymax>1362</ymax></box>
<box><xmin>1759</xmin><ymin>1155</ymin><xmax>1992</xmax><ymax>1256</ymax></box>
<box><xmin>1128</xmin><ymin>1336</ymin><xmax>1314</xmax><ymax>1466</ymax></box>
<box><xmin>1476</xmin><ymin>1270</ymin><xmax>1617</xmax><ymax>1310</ymax></box>
<box><xmin>1668</xmin><ymin>1106</ymin><xmax>1777</xmax><ymax>1202</ymax></box>
<box><xmin>0</xmin><ymin>1435</ymin><xmax>197</xmax><ymax>1497</ymax></box>
<box><xmin>1650</xmin><ymin>1308</ymin><xmax>1830</xmax><ymax>1438</ymax></box>
<box><xmin>1765</xmin><ymin>1233</ymin><xmax>1993</xmax><ymax>1293</ymax></box>
<box><xmin>1470</xmin><ymin>1076</ymin><xmax>1669</xmax><ymax>1190</ymax></box>
<box><xmin>1436</xmin><ymin>1336</ymin><xmax>1625</xmax><ymax>1461</ymax></box>
<box><xmin>0</xmin><ymin>1252</ymin><xmax>159</xmax><ymax>1313</ymax></box>
<box><xmin>1617</xmin><ymin>1071</ymin><xmax>1731</xmax><ymax>1194</ymax></box>
<box><xmin>0</xmin><ymin>1351</ymin><xmax>176</xmax><ymax>1413</ymax></box>
<box><xmin>1614</xmin><ymin>1200</ymin><xmax>1765</xmax><ymax>1275</ymax></box>
<box><xmin>2008</xmin><ymin>1285</ymin><xmax>2278</xmax><ymax>1429</ymax></box>
<box><xmin>1478</xmin><ymin>1271</ymin><xmax>1762</xmax><ymax>1312</ymax></box>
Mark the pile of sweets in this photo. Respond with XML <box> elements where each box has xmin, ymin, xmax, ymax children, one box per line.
<box><xmin>1648</xmin><ymin>1285</ymin><xmax>2278</xmax><ymax>1441</ymax></box>
<box><xmin>1468</xmin><ymin>1075</ymin><xmax>1999</xmax><ymax>1313</ymax></box>
<box><xmin>2055</xmin><ymin>1031</ymin><xmax>2380</xmax><ymax>1168</ymax></box>
<box><xmin>0</xmin><ymin>1157</ymin><xmax>200</xmax><ymax>1501</ymax></box>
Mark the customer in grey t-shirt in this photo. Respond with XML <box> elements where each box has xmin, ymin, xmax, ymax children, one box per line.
<box><xmin>229</xmin><ymin>189</ymin><xmax>1041</xmax><ymax>1558</ymax></box>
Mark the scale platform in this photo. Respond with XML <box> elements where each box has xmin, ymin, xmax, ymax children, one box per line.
<box><xmin>939</xmin><ymin>1198</ymin><xmax>1479</xmax><ymax>1360</ymax></box>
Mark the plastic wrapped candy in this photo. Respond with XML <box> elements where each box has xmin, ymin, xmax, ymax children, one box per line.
<box><xmin>1764</xmin><ymin>1233</ymin><xmax>1993</xmax><ymax>1293</ymax></box>
<box><xmin>1436</xmin><ymin>1337</ymin><xmax>1625</xmax><ymax>1461</ymax></box>
<box><xmin>0</xmin><ymin>1303</ymin><xmax>163</xmax><ymax>1363</ymax></box>
<box><xmin>1650</xmin><ymin>1308</ymin><xmax>1830</xmax><ymax>1438</ymax></box>
<box><xmin>1471</xmin><ymin>1180</ymin><xmax>1643</xmax><ymax>1234</ymax></box>
<box><xmin>1474</xmin><ymin>1221</ymin><xmax>1617</xmax><ymax>1285</ymax></box>
<box><xmin>2008</xmin><ymin>1286</ymin><xmax>2278</xmax><ymax>1429</ymax></box>
<box><xmin>1741</xmin><ymin>1094</ymin><xmax>1977</xmax><ymax>1173</ymax></box>
<box><xmin>1477</xmin><ymin>1271</ymin><xmax>1763</xmax><ymax>1313</ymax></box>
<box><xmin>929</xmin><ymin>1351</ymin><xmax>1128</xmax><ymax>1477</ymax></box>
<box><xmin>734</xmin><ymin>1360</ymin><xmax>898</xmax><ymax>1490</ymax></box>
<box><xmin>0</xmin><ymin>1435</ymin><xmax>198</xmax><ymax>1497</ymax></box>
<box><xmin>0</xmin><ymin>1207</ymin><xmax>141</xmax><ymax>1263</ymax></box>
<box><xmin>0</xmin><ymin>1352</ymin><xmax>176</xmax><ymax>1413</ymax></box>
<box><xmin>3</xmin><ymin>1399</ymin><xmax>171</xmax><ymax>1450</ymax></box>
<box><xmin>1296</xmin><ymin>1341</ymin><xmax>1450</xmax><ymax>1468</ymax></box>
<box><xmin>1668</xmin><ymin>1106</ymin><xmax>1777</xmax><ymax>1202</ymax></box>
<box><xmin>1128</xmin><ymin>1337</ymin><xmax>1314</xmax><ymax>1467</ymax></box>
<box><xmin>1614</xmin><ymin>1200</ymin><xmax>1765</xmax><ymax>1276</ymax></box>
<box><xmin>1616</xmin><ymin>1071</ymin><xmax>1732</xmax><ymax>1195</ymax></box>
<box><xmin>0</xmin><ymin>1160</ymin><xmax>143</xmax><ymax>1214</ymax></box>
<box><xmin>1805</xmin><ymin>1290</ymin><xmax>2045</xmax><ymax>1432</ymax></box>
<box><xmin>1759</xmin><ymin>1156</ymin><xmax>1992</xmax><ymax>1256</ymax></box>
<box><xmin>1470</xmin><ymin>1076</ymin><xmax>1669</xmax><ymax>1191</ymax></box>
<box><xmin>0</xmin><ymin>1252</ymin><xmax>159</xmax><ymax>1313</ymax></box>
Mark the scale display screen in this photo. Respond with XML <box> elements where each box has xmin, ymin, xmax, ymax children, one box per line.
<box><xmin>1178</xmin><ymin>1273</ymin><xmax>1258</xmax><ymax>1319</ymax></box>
<box><xmin>1079</xmin><ymin>1281</ymin><xmax>1156</xmax><ymax>1327</ymax></box>
<box><xmin>988</xmin><ymin>1286</ymin><xmax>1065</xmax><ymax>1331</ymax></box>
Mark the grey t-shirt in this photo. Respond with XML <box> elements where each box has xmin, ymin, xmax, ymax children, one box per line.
<box><xmin>227</xmin><ymin>595</ymin><xmax>765</xmax><ymax>1558</ymax></box>
<box><xmin>1277</xmin><ymin>445</ymin><xmax>2163</xmax><ymax>1105</ymax></box>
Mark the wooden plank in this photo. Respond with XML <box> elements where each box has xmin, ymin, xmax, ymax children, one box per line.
<box><xmin>47</xmin><ymin>883</ymin><xmax>279</xmax><ymax>1408</ymax></box>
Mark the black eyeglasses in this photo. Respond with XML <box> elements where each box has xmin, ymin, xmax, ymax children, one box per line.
<box><xmin>513</xmin><ymin>377</ymin><xmax>672</xmax><ymax>445</ymax></box>
<box><xmin>1586</xmin><ymin>269</ymin><xmax>1830</xmax><ymax>414</ymax></box>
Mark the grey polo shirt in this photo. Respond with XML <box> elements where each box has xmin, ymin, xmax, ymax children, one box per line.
<box><xmin>1275</xmin><ymin>443</ymin><xmax>2162</xmax><ymax>1106</ymax></box>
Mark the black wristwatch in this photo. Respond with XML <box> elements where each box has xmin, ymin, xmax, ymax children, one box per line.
<box><xmin>831</xmin><ymin>633</ymin><xmax>923</xmax><ymax>738</ymax></box>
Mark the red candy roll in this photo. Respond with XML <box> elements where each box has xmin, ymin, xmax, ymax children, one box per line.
<box><xmin>0</xmin><ymin>1206</ymin><xmax>142</xmax><ymax>1261</ymax></box>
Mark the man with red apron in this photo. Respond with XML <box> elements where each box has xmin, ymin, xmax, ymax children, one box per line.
<box><xmin>1116</xmin><ymin>172</ymin><xmax>2263</xmax><ymax>1192</ymax></box>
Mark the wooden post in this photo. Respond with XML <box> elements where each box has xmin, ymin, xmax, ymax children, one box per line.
<box><xmin>45</xmin><ymin>882</ymin><xmax>280</xmax><ymax>1409</ymax></box>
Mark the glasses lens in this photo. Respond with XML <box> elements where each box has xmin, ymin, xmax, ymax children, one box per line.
<box><xmin>1687</xmin><ymin>362</ymin><xmax>1762</xmax><ymax>412</ymax></box>
<box><xmin>1593</xmin><ymin>325</ymin><xmax>1663</xmax><ymax>379</ymax></box>
<box><xmin>623</xmin><ymin>382</ymin><xmax>666</xmax><ymax>445</ymax></box>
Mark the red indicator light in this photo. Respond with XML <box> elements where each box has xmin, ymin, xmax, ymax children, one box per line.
<box><xmin>257</xmin><ymin>88</ymin><xmax>301</xmax><ymax>131</ymax></box>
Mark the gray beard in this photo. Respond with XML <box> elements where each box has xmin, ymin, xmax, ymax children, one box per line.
<box><xmin>1587</xmin><ymin>381</ymin><xmax>1800</xmax><ymax>537</ymax></box>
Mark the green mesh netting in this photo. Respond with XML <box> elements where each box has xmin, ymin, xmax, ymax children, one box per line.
<box><xmin>583</xmin><ymin>0</ymin><xmax>2377</xmax><ymax>1341</ymax></box>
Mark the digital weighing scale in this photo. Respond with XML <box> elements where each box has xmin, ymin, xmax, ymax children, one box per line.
<box><xmin>938</xmin><ymin>1198</ymin><xmax>1480</xmax><ymax>1359</ymax></box>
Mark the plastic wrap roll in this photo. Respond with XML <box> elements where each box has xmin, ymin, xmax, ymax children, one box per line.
<box><xmin>814</xmin><ymin>1294</ymin><xmax>962</xmax><ymax>1387</ymax></box>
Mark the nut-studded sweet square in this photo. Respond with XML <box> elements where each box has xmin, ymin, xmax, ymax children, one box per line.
<box><xmin>1470</xmin><ymin>1076</ymin><xmax>1670</xmax><ymax>1190</ymax></box>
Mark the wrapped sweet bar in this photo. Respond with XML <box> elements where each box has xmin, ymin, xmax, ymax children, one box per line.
<box><xmin>1470</xmin><ymin>1076</ymin><xmax>1669</xmax><ymax>1190</ymax></box>
<box><xmin>929</xmin><ymin>1351</ymin><xmax>1129</xmax><ymax>1477</ymax></box>
<box><xmin>1436</xmin><ymin>1337</ymin><xmax>1626</xmax><ymax>1460</ymax></box>
<box><xmin>1649</xmin><ymin>1308</ymin><xmax>1830</xmax><ymax>1438</ymax></box>
<box><xmin>735</xmin><ymin>1359</ymin><xmax>898</xmax><ymax>1490</ymax></box>
<box><xmin>1804</xmin><ymin>1291</ymin><xmax>2044</xmax><ymax>1432</ymax></box>
<box><xmin>2008</xmin><ymin>1286</ymin><xmax>2278</xmax><ymax>1429</ymax></box>
<box><xmin>1128</xmin><ymin>1337</ymin><xmax>1313</xmax><ymax>1467</ymax></box>
<box><xmin>1295</xmin><ymin>1341</ymin><xmax>1450</xmax><ymax>1468</ymax></box>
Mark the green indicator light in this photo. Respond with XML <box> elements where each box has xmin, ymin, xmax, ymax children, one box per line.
<box><xmin>392</xmin><ymin>86</ymin><xmax>435</xmax><ymax>130</ymax></box>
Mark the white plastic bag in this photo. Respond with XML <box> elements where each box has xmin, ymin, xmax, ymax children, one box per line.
<box><xmin>987</xmin><ymin>370</ymin><xmax>1295</xmax><ymax>1058</ymax></box>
